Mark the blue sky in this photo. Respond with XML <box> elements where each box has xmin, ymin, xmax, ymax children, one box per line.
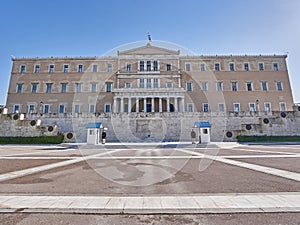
<box><xmin>1</xmin><ymin>0</ymin><xmax>300</xmax><ymax>104</ymax></box>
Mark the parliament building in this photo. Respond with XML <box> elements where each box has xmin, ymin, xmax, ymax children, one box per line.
<box><xmin>4</xmin><ymin>42</ymin><xmax>298</xmax><ymax>142</ymax></box>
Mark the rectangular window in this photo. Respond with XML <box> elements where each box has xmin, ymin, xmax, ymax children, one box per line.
<box><xmin>91</xmin><ymin>83</ymin><xmax>97</xmax><ymax>93</ymax></box>
<box><xmin>89</xmin><ymin>104</ymin><xmax>95</xmax><ymax>113</ymax></box>
<box><xmin>259</xmin><ymin>63</ymin><xmax>264</xmax><ymax>71</ymax></box>
<box><xmin>105</xmin><ymin>83</ymin><xmax>112</xmax><ymax>92</ymax></box>
<box><xmin>92</xmin><ymin>64</ymin><xmax>98</xmax><ymax>72</ymax></box>
<box><xmin>107</xmin><ymin>63</ymin><xmax>112</xmax><ymax>72</ymax></box>
<box><xmin>14</xmin><ymin>105</ymin><xmax>20</xmax><ymax>113</ymax></box>
<box><xmin>20</xmin><ymin>65</ymin><xmax>26</xmax><ymax>73</ymax></box>
<box><xmin>31</xmin><ymin>83</ymin><xmax>38</xmax><ymax>93</ymax></box>
<box><xmin>234</xmin><ymin>103</ymin><xmax>240</xmax><ymax>112</ymax></box>
<box><xmin>264</xmin><ymin>102</ymin><xmax>271</xmax><ymax>112</ymax></box>
<box><xmin>261</xmin><ymin>81</ymin><xmax>268</xmax><ymax>91</ymax></box>
<box><xmin>214</xmin><ymin>63</ymin><xmax>220</xmax><ymax>71</ymax></box>
<box><xmin>276</xmin><ymin>81</ymin><xmax>283</xmax><ymax>91</ymax></box>
<box><xmin>280</xmin><ymin>102</ymin><xmax>286</xmax><ymax>111</ymax></box>
<box><xmin>244</xmin><ymin>63</ymin><xmax>249</xmax><ymax>71</ymax></box>
<box><xmin>231</xmin><ymin>82</ymin><xmax>238</xmax><ymax>91</ymax></box>
<box><xmin>186</xmin><ymin>82</ymin><xmax>192</xmax><ymax>92</ymax></box>
<box><xmin>218</xmin><ymin>103</ymin><xmax>225</xmax><ymax>112</ymax></box>
<box><xmin>59</xmin><ymin>105</ymin><xmax>65</xmax><ymax>113</ymax></box>
<box><xmin>153</xmin><ymin>60</ymin><xmax>158</xmax><ymax>71</ymax></box>
<box><xmin>249</xmin><ymin>103</ymin><xmax>256</xmax><ymax>111</ymax></box>
<box><xmin>187</xmin><ymin>103</ymin><xmax>194</xmax><ymax>112</ymax></box>
<box><xmin>216</xmin><ymin>82</ymin><xmax>223</xmax><ymax>91</ymax></box>
<box><xmin>153</xmin><ymin>78</ymin><xmax>159</xmax><ymax>88</ymax></box>
<box><xmin>229</xmin><ymin>63</ymin><xmax>235</xmax><ymax>71</ymax></box>
<box><xmin>34</xmin><ymin>65</ymin><xmax>40</xmax><ymax>73</ymax></box>
<box><xmin>139</xmin><ymin>61</ymin><xmax>144</xmax><ymax>71</ymax></box>
<box><xmin>44</xmin><ymin>105</ymin><xmax>50</xmax><ymax>114</ymax></box>
<box><xmin>146</xmin><ymin>61</ymin><xmax>151</xmax><ymax>71</ymax></box>
<box><xmin>49</xmin><ymin>64</ymin><xmax>54</xmax><ymax>73</ymax></box>
<box><xmin>203</xmin><ymin>103</ymin><xmax>209</xmax><ymax>112</ymax></box>
<box><xmin>78</xmin><ymin>64</ymin><xmax>83</xmax><ymax>72</ymax></box>
<box><xmin>185</xmin><ymin>63</ymin><xmax>191</xmax><ymax>71</ymax></box>
<box><xmin>273</xmin><ymin>63</ymin><xmax>279</xmax><ymax>71</ymax></box>
<box><xmin>200</xmin><ymin>63</ymin><xmax>206</xmax><ymax>71</ymax></box>
<box><xmin>201</xmin><ymin>82</ymin><xmax>208</xmax><ymax>91</ymax></box>
<box><xmin>63</xmin><ymin>65</ymin><xmax>69</xmax><ymax>73</ymax></box>
<box><xmin>16</xmin><ymin>84</ymin><xmax>23</xmax><ymax>93</ymax></box>
<box><xmin>46</xmin><ymin>83</ymin><xmax>52</xmax><ymax>93</ymax></box>
<box><xmin>166</xmin><ymin>82</ymin><xmax>173</xmax><ymax>88</ymax></box>
<box><xmin>74</xmin><ymin>104</ymin><xmax>80</xmax><ymax>113</ymax></box>
<box><xmin>75</xmin><ymin>83</ymin><xmax>82</xmax><ymax>93</ymax></box>
<box><xmin>105</xmin><ymin>104</ymin><xmax>111</xmax><ymax>113</ymax></box>
<box><xmin>28</xmin><ymin>105</ymin><xmax>35</xmax><ymax>114</ymax></box>
<box><xmin>126</xmin><ymin>63</ymin><xmax>131</xmax><ymax>72</ymax></box>
<box><xmin>139</xmin><ymin>78</ymin><xmax>144</xmax><ymax>88</ymax></box>
<box><xmin>246</xmin><ymin>82</ymin><xmax>253</xmax><ymax>91</ymax></box>
<box><xmin>166</xmin><ymin>64</ymin><xmax>171</xmax><ymax>71</ymax></box>
<box><xmin>61</xmin><ymin>83</ymin><xmax>67</xmax><ymax>93</ymax></box>
<box><xmin>125</xmin><ymin>82</ymin><xmax>131</xmax><ymax>89</ymax></box>
<box><xmin>146</xmin><ymin>78</ymin><xmax>152</xmax><ymax>88</ymax></box>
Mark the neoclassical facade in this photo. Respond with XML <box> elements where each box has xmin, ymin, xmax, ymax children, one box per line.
<box><xmin>6</xmin><ymin>43</ymin><xmax>295</xmax><ymax>116</ymax></box>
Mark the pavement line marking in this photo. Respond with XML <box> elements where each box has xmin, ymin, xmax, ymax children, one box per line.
<box><xmin>0</xmin><ymin>149</ymin><xmax>122</xmax><ymax>182</ymax></box>
<box><xmin>0</xmin><ymin>193</ymin><xmax>299</xmax><ymax>213</ymax></box>
<box><xmin>227</xmin><ymin>148</ymin><xmax>299</xmax><ymax>155</ymax></box>
<box><xmin>177</xmin><ymin>148</ymin><xmax>300</xmax><ymax>182</ymax></box>
<box><xmin>2</xmin><ymin>154</ymin><xmax>297</xmax><ymax>160</ymax></box>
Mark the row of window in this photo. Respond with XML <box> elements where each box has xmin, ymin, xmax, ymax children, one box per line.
<box><xmin>16</xmin><ymin>83</ymin><xmax>112</xmax><ymax>93</ymax></box>
<box><xmin>184</xmin><ymin>62</ymin><xmax>280</xmax><ymax>72</ymax></box>
<box><xmin>186</xmin><ymin>81</ymin><xmax>283</xmax><ymax>92</ymax></box>
<box><xmin>18</xmin><ymin>61</ymin><xmax>280</xmax><ymax>74</ymax></box>
<box><xmin>19</xmin><ymin>64</ymin><xmax>113</xmax><ymax>74</ymax></box>
<box><xmin>14</xmin><ymin>103</ymin><xmax>112</xmax><ymax>114</ymax></box>
<box><xmin>16</xmin><ymin>79</ymin><xmax>284</xmax><ymax>94</ymax></box>
<box><xmin>13</xmin><ymin>101</ymin><xmax>287</xmax><ymax>115</ymax></box>
<box><xmin>187</xmin><ymin>102</ymin><xmax>286</xmax><ymax>113</ymax></box>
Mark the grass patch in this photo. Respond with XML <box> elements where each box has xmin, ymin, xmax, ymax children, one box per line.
<box><xmin>237</xmin><ymin>135</ymin><xmax>300</xmax><ymax>143</ymax></box>
<box><xmin>0</xmin><ymin>135</ymin><xmax>64</xmax><ymax>144</ymax></box>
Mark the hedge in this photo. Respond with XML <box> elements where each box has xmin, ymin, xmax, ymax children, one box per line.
<box><xmin>237</xmin><ymin>135</ymin><xmax>300</xmax><ymax>143</ymax></box>
<box><xmin>0</xmin><ymin>135</ymin><xmax>64</xmax><ymax>144</ymax></box>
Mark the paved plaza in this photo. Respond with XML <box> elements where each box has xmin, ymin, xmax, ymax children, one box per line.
<box><xmin>0</xmin><ymin>142</ymin><xmax>300</xmax><ymax>224</ymax></box>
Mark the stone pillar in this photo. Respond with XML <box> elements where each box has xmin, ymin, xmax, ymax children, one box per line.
<box><xmin>174</xmin><ymin>97</ymin><xmax>178</xmax><ymax>112</ymax></box>
<box><xmin>151</xmin><ymin>98</ymin><xmax>155</xmax><ymax>112</ymax></box>
<box><xmin>159</xmin><ymin>97</ymin><xmax>162</xmax><ymax>113</ymax></box>
<box><xmin>113</xmin><ymin>97</ymin><xmax>117</xmax><ymax>113</ymax></box>
<box><xmin>178</xmin><ymin>77</ymin><xmax>181</xmax><ymax>88</ymax></box>
<box><xmin>120</xmin><ymin>97</ymin><xmax>124</xmax><ymax>113</ymax></box>
<box><xmin>181</xmin><ymin>97</ymin><xmax>185</xmax><ymax>112</ymax></box>
<box><xmin>144</xmin><ymin>98</ymin><xmax>147</xmax><ymax>112</ymax></box>
<box><xmin>167</xmin><ymin>97</ymin><xmax>170</xmax><ymax>112</ymax></box>
<box><xmin>128</xmin><ymin>97</ymin><xmax>132</xmax><ymax>113</ymax></box>
<box><xmin>136</xmin><ymin>97</ymin><xmax>139</xmax><ymax>112</ymax></box>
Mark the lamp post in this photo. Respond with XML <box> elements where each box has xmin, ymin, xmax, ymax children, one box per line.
<box><xmin>39</xmin><ymin>101</ymin><xmax>43</xmax><ymax>117</ymax></box>
<box><xmin>256</xmin><ymin>99</ymin><xmax>259</xmax><ymax>113</ymax></box>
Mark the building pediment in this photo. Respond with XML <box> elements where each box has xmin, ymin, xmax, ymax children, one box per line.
<box><xmin>118</xmin><ymin>43</ymin><xmax>180</xmax><ymax>56</ymax></box>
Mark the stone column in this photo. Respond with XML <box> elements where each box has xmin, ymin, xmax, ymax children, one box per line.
<box><xmin>174</xmin><ymin>97</ymin><xmax>178</xmax><ymax>112</ymax></box>
<box><xmin>159</xmin><ymin>97</ymin><xmax>162</xmax><ymax>113</ymax></box>
<box><xmin>136</xmin><ymin>97</ymin><xmax>139</xmax><ymax>112</ymax></box>
<box><xmin>167</xmin><ymin>97</ymin><xmax>170</xmax><ymax>112</ymax></box>
<box><xmin>120</xmin><ymin>97</ymin><xmax>124</xmax><ymax>113</ymax></box>
<box><xmin>144</xmin><ymin>98</ymin><xmax>147</xmax><ymax>112</ymax></box>
<box><xmin>113</xmin><ymin>97</ymin><xmax>117</xmax><ymax>113</ymax></box>
<box><xmin>181</xmin><ymin>97</ymin><xmax>185</xmax><ymax>112</ymax></box>
<box><xmin>151</xmin><ymin>98</ymin><xmax>155</xmax><ymax>112</ymax></box>
<box><xmin>128</xmin><ymin>97</ymin><xmax>132</xmax><ymax>113</ymax></box>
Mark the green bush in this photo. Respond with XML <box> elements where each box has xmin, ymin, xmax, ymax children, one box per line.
<box><xmin>0</xmin><ymin>135</ymin><xmax>64</xmax><ymax>144</ymax></box>
<box><xmin>237</xmin><ymin>135</ymin><xmax>300</xmax><ymax>143</ymax></box>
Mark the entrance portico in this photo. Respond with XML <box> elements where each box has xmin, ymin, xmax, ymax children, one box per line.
<box><xmin>113</xmin><ymin>95</ymin><xmax>185</xmax><ymax>113</ymax></box>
